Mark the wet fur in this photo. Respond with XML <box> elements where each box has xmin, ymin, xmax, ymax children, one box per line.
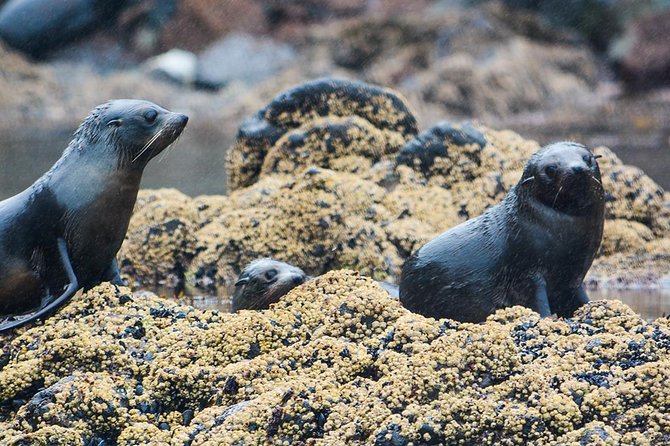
<box><xmin>232</xmin><ymin>259</ymin><xmax>307</xmax><ymax>312</ymax></box>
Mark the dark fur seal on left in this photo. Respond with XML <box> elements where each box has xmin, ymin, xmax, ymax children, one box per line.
<box><xmin>400</xmin><ymin>142</ymin><xmax>605</xmax><ymax>322</ymax></box>
<box><xmin>232</xmin><ymin>258</ymin><xmax>307</xmax><ymax>312</ymax></box>
<box><xmin>0</xmin><ymin>99</ymin><xmax>188</xmax><ymax>332</ymax></box>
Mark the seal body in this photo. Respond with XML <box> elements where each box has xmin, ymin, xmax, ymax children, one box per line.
<box><xmin>400</xmin><ymin>142</ymin><xmax>605</xmax><ymax>322</ymax></box>
<box><xmin>232</xmin><ymin>258</ymin><xmax>307</xmax><ymax>312</ymax></box>
<box><xmin>0</xmin><ymin>99</ymin><xmax>188</xmax><ymax>321</ymax></box>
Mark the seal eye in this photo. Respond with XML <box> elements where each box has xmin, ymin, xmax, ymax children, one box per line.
<box><xmin>144</xmin><ymin>110</ymin><xmax>158</xmax><ymax>123</ymax></box>
<box><xmin>264</xmin><ymin>269</ymin><xmax>278</xmax><ymax>281</ymax></box>
<box><xmin>583</xmin><ymin>154</ymin><xmax>592</xmax><ymax>166</ymax></box>
<box><xmin>544</xmin><ymin>165</ymin><xmax>558</xmax><ymax>178</ymax></box>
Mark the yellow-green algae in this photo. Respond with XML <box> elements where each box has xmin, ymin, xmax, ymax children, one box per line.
<box><xmin>2</xmin><ymin>272</ymin><xmax>670</xmax><ymax>444</ymax></box>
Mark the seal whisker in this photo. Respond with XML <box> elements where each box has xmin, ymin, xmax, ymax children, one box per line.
<box><xmin>0</xmin><ymin>99</ymin><xmax>188</xmax><ymax>331</ymax></box>
<box><xmin>521</xmin><ymin>176</ymin><xmax>535</xmax><ymax>185</ymax></box>
<box><xmin>133</xmin><ymin>127</ymin><xmax>164</xmax><ymax>164</ymax></box>
<box><xmin>400</xmin><ymin>141</ymin><xmax>604</xmax><ymax>322</ymax></box>
<box><xmin>158</xmin><ymin>130</ymin><xmax>181</xmax><ymax>163</ymax></box>
<box><xmin>590</xmin><ymin>175</ymin><xmax>602</xmax><ymax>187</ymax></box>
<box><xmin>552</xmin><ymin>182</ymin><xmax>565</xmax><ymax>208</ymax></box>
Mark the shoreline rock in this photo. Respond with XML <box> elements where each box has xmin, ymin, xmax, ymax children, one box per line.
<box><xmin>118</xmin><ymin>79</ymin><xmax>669</xmax><ymax>293</ymax></box>
<box><xmin>2</xmin><ymin>273</ymin><xmax>670</xmax><ymax>443</ymax></box>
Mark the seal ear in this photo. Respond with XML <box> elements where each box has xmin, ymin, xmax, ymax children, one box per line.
<box><xmin>107</xmin><ymin>119</ymin><xmax>122</xmax><ymax>128</ymax></box>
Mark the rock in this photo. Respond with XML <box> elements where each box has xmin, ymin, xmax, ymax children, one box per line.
<box><xmin>2</xmin><ymin>274</ymin><xmax>670</xmax><ymax>443</ymax></box>
<box><xmin>0</xmin><ymin>0</ymin><xmax>129</xmax><ymax>58</ymax></box>
<box><xmin>226</xmin><ymin>77</ymin><xmax>418</xmax><ymax>190</ymax></box>
<box><xmin>158</xmin><ymin>0</ymin><xmax>267</xmax><ymax>52</ymax></box>
<box><xmin>117</xmin><ymin>79</ymin><xmax>668</xmax><ymax>291</ymax></box>
<box><xmin>118</xmin><ymin>189</ymin><xmax>199</xmax><ymax>289</ymax></box>
<box><xmin>143</xmin><ymin>48</ymin><xmax>197</xmax><ymax>85</ymax></box>
<box><xmin>195</xmin><ymin>33</ymin><xmax>297</xmax><ymax>89</ymax></box>
<box><xmin>417</xmin><ymin>37</ymin><xmax>598</xmax><ymax>117</ymax></box>
<box><xmin>618</xmin><ymin>9</ymin><xmax>670</xmax><ymax>90</ymax></box>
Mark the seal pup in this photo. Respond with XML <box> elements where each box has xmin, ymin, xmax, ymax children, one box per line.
<box><xmin>0</xmin><ymin>99</ymin><xmax>188</xmax><ymax>332</ymax></box>
<box><xmin>231</xmin><ymin>258</ymin><xmax>307</xmax><ymax>312</ymax></box>
<box><xmin>400</xmin><ymin>142</ymin><xmax>605</xmax><ymax>322</ymax></box>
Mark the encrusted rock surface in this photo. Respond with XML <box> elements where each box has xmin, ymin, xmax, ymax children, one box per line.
<box><xmin>2</xmin><ymin>273</ymin><xmax>670</xmax><ymax>444</ymax></box>
<box><xmin>119</xmin><ymin>79</ymin><xmax>669</xmax><ymax>292</ymax></box>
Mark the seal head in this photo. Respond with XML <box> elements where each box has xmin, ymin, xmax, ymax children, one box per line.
<box><xmin>519</xmin><ymin>141</ymin><xmax>603</xmax><ymax>216</ymax></box>
<box><xmin>232</xmin><ymin>258</ymin><xmax>307</xmax><ymax>312</ymax></box>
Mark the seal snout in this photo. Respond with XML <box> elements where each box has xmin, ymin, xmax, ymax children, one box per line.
<box><xmin>291</xmin><ymin>274</ymin><xmax>306</xmax><ymax>285</ymax></box>
<box><xmin>175</xmin><ymin>113</ymin><xmax>188</xmax><ymax>127</ymax></box>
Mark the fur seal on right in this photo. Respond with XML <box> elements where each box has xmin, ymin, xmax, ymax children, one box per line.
<box><xmin>399</xmin><ymin>142</ymin><xmax>605</xmax><ymax>322</ymax></box>
<box><xmin>0</xmin><ymin>99</ymin><xmax>188</xmax><ymax>332</ymax></box>
<box><xmin>231</xmin><ymin>258</ymin><xmax>307</xmax><ymax>312</ymax></box>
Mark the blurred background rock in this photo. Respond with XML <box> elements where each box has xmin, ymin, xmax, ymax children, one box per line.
<box><xmin>0</xmin><ymin>0</ymin><xmax>668</xmax><ymax>197</ymax></box>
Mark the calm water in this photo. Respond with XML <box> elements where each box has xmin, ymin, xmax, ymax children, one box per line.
<box><xmin>0</xmin><ymin>127</ymin><xmax>230</xmax><ymax>199</ymax></box>
<box><xmin>0</xmin><ymin>126</ymin><xmax>669</xmax><ymax>199</ymax></box>
<box><xmin>1</xmin><ymin>128</ymin><xmax>668</xmax><ymax>318</ymax></box>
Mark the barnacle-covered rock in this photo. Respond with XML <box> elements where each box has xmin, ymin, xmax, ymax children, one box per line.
<box><xmin>118</xmin><ymin>189</ymin><xmax>199</xmax><ymax>288</ymax></box>
<box><xmin>2</xmin><ymin>272</ymin><xmax>670</xmax><ymax>444</ymax></box>
<box><xmin>599</xmin><ymin>219</ymin><xmax>655</xmax><ymax>256</ymax></box>
<box><xmin>260</xmin><ymin>115</ymin><xmax>406</xmax><ymax>177</ymax></box>
<box><xmin>594</xmin><ymin>147</ymin><xmax>667</xmax><ymax>232</ymax></box>
<box><xmin>116</xmin><ymin>79</ymin><xmax>668</xmax><ymax>292</ymax></box>
<box><xmin>225</xmin><ymin>77</ymin><xmax>418</xmax><ymax>190</ymax></box>
<box><xmin>188</xmin><ymin>168</ymin><xmax>402</xmax><ymax>288</ymax></box>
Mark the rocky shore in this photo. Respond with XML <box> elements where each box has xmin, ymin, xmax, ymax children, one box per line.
<box><xmin>1</xmin><ymin>2</ymin><xmax>669</xmax><ymax>443</ymax></box>
<box><xmin>2</xmin><ymin>274</ymin><xmax>670</xmax><ymax>444</ymax></box>
<box><xmin>116</xmin><ymin>79</ymin><xmax>669</xmax><ymax>294</ymax></box>
<box><xmin>1</xmin><ymin>77</ymin><xmax>669</xmax><ymax>444</ymax></box>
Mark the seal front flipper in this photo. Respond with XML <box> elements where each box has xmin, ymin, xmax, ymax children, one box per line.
<box><xmin>102</xmin><ymin>259</ymin><xmax>124</xmax><ymax>286</ymax></box>
<box><xmin>0</xmin><ymin>238</ymin><xmax>79</xmax><ymax>333</ymax></box>
<box><xmin>553</xmin><ymin>286</ymin><xmax>589</xmax><ymax>318</ymax></box>
<box><xmin>532</xmin><ymin>276</ymin><xmax>552</xmax><ymax>318</ymax></box>
<box><xmin>575</xmin><ymin>285</ymin><xmax>589</xmax><ymax>305</ymax></box>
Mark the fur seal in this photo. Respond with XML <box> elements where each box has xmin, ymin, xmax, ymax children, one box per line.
<box><xmin>231</xmin><ymin>258</ymin><xmax>307</xmax><ymax>312</ymax></box>
<box><xmin>0</xmin><ymin>99</ymin><xmax>188</xmax><ymax>332</ymax></box>
<box><xmin>231</xmin><ymin>258</ymin><xmax>400</xmax><ymax>312</ymax></box>
<box><xmin>399</xmin><ymin>142</ymin><xmax>605</xmax><ymax>322</ymax></box>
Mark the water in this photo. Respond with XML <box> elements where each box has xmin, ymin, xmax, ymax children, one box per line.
<box><xmin>590</xmin><ymin>288</ymin><xmax>670</xmax><ymax>320</ymax></box>
<box><xmin>148</xmin><ymin>285</ymin><xmax>670</xmax><ymax>321</ymax></box>
<box><xmin>0</xmin><ymin>127</ymin><xmax>230</xmax><ymax>199</ymax></box>
<box><xmin>0</xmin><ymin>126</ymin><xmax>668</xmax><ymax>200</ymax></box>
